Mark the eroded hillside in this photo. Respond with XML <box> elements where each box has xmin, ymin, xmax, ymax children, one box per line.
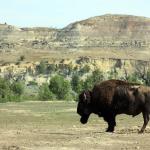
<box><xmin>0</xmin><ymin>14</ymin><xmax>150</xmax><ymax>85</ymax></box>
<box><xmin>0</xmin><ymin>14</ymin><xmax>150</xmax><ymax>62</ymax></box>
<box><xmin>0</xmin><ymin>57</ymin><xmax>149</xmax><ymax>85</ymax></box>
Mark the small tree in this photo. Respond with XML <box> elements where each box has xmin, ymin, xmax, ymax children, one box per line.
<box><xmin>83</xmin><ymin>75</ymin><xmax>93</xmax><ymax>90</ymax></box>
<box><xmin>71</xmin><ymin>75</ymin><xmax>83</xmax><ymax>94</ymax></box>
<box><xmin>83</xmin><ymin>69</ymin><xmax>104</xmax><ymax>90</ymax></box>
<box><xmin>49</xmin><ymin>75</ymin><xmax>72</xmax><ymax>100</ymax></box>
<box><xmin>47</xmin><ymin>64</ymin><xmax>56</xmax><ymax>74</ymax></box>
<box><xmin>126</xmin><ymin>73</ymin><xmax>141</xmax><ymax>84</ymax></box>
<box><xmin>11</xmin><ymin>81</ymin><xmax>24</xmax><ymax>96</ymax></box>
<box><xmin>146</xmin><ymin>70</ymin><xmax>150</xmax><ymax>86</ymax></box>
<box><xmin>37</xmin><ymin>61</ymin><xmax>47</xmax><ymax>74</ymax></box>
<box><xmin>39</xmin><ymin>83</ymin><xmax>55</xmax><ymax>100</ymax></box>
<box><xmin>0</xmin><ymin>78</ymin><xmax>11</xmax><ymax>102</ymax></box>
<box><xmin>79</xmin><ymin>65</ymin><xmax>90</xmax><ymax>75</ymax></box>
<box><xmin>0</xmin><ymin>78</ymin><xmax>24</xmax><ymax>102</ymax></box>
<box><xmin>92</xmin><ymin>69</ymin><xmax>104</xmax><ymax>84</ymax></box>
<box><xmin>108</xmin><ymin>69</ymin><xmax>119</xmax><ymax>80</ymax></box>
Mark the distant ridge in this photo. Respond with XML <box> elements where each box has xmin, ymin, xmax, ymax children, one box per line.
<box><xmin>0</xmin><ymin>14</ymin><xmax>150</xmax><ymax>60</ymax></box>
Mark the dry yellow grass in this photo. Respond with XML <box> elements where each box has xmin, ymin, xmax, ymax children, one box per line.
<box><xmin>0</xmin><ymin>48</ymin><xmax>150</xmax><ymax>63</ymax></box>
<box><xmin>0</xmin><ymin>101</ymin><xmax>150</xmax><ymax>150</ymax></box>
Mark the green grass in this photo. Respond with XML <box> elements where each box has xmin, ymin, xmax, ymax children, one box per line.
<box><xmin>0</xmin><ymin>100</ymin><xmax>145</xmax><ymax>136</ymax></box>
<box><xmin>0</xmin><ymin>101</ymin><xmax>77</xmax><ymax>128</ymax></box>
<box><xmin>0</xmin><ymin>101</ymin><xmax>144</xmax><ymax>129</ymax></box>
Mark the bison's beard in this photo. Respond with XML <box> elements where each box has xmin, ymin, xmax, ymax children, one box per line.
<box><xmin>80</xmin><ymin>115</ymin><xmax>90</xmax><ymax>124</ymax></box>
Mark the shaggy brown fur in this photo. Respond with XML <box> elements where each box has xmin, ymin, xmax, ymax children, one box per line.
<box><xmin>77</xmin><ymin>79</ymin><xmax>150</xmax><ymax>133</ymax></box>
<box><xmin>92</xmin><ymin>80</ymin><xmax>139</xmax><ymax>105</ymax></box>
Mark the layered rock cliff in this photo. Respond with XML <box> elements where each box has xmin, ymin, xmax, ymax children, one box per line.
<box><xmin>0</xmin><ymin>14</ymin><xmax>150</xmax><ymax>52</ymax></box>
<box><xmin>0</xmin><ymin>57</ymin><xmax>149</xmax><ymax>85</ymax></box>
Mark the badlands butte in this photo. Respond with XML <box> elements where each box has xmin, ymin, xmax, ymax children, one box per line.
<box><xmin>0</xmin><ymin>14</ymin><xmax>150</xmax><ymax>84</ymax></box>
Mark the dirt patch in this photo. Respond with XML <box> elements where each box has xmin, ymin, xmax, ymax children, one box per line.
<box><xmin>2</xmin><ymin>145</ymin><xmax>20</xmax><ymax>150</ymax></box>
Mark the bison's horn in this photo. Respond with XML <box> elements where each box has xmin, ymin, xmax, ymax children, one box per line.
<box><xmin>131</xmin><ymin>85</ymin><xmax>140</xmax><ymax>89</ymax></box>
<box><xmin>84</xmin><ymin>93</ymin><xmax>87</xmax><ymax>100</ymax></box>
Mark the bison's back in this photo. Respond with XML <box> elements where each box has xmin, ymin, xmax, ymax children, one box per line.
<box><xmin>92</xmin><ymin>79</ymin><xmax>140</xmax><ymax>106</ymax></box>
<box><xmin>92</xmin><ymin>80</ymin><xmax>127</xmax><ymax>106</ymax></box>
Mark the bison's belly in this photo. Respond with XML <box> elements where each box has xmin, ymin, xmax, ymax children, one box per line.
<box><xmin>125</xmin><ymin>109</ymin><xmax>142</xmax><ymax>117</ymax></box>
<box><xmin>114</xmin><ymin>103</ymin><xmax>142</xmax><ymax>117</ymax></box>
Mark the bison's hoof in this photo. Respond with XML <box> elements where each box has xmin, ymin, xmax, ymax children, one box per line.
<box><xmin>138</xmin><ymin>130</ymin><xmax>144</xmax><ymax>134</ymax></box>
<box><xmin>106</xmin><ymin>128</ymin><xmax>114</xmax><ymax>132</ymax></box>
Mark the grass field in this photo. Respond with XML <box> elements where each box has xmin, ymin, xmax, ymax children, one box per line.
<box><xmin>0</xmin><ymin>101</ymin><xmax>150</xmax><ymax>150</ymax></box>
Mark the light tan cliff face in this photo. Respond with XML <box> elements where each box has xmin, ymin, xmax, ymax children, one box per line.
<box><xmin>0</xmin><ymin>58</ymin><xmax>149</xmax><ymax>85</ymax></box>
<box><xmin>60</xmin><ymin>14</ymin><xmax>150</xmax><ymax>49</ymax></box>
<box><xmin>0</xmin><ymin>14</ymin><xmax>150</xmax><ymax>52</ymax></box>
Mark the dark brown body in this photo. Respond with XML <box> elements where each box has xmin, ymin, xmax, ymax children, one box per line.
<box><xmin>77</xmin><ymin>80</ymin><xmax>150</xmax><ymax>133</ymax></box>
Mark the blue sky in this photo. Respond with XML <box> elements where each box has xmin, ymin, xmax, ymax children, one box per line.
<box><xmin>0</xmin><ymin>0</ymin><xmax>149</xmax><ymax>28</ymax></box>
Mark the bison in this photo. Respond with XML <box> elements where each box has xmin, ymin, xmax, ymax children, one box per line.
<box><xmin>77</xmin><ymin>79</ymin><xmax>150</xmax><ymax>133</ymax></box>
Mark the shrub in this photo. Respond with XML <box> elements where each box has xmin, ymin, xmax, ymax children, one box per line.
<box><xmin>126</xmin><ymin>73</ymin><xmax>141</xmax><ymax>84</ymax></box>
<box><xmin>39</xmin><ymin>83</ymin><xmax>55</xmax><ymax>100</ymax></box>
<box><xmin>146</xmin><ymin>70</ymin><xmax>150</xmax><ymax>86</ymax></box>
<box><xmin>0</xmin><ymin>78</ymin><xmax>24</xmax><ymax>102</ymax></box>
<box><xmin>49</xmin><ymin>75</ymin><xmax>72</xmax><ymax>100</ymax></box>
<box><xmin>71</xmin><ymin>75</ymin><xmax>83</xmax><ymax>94</ymax></box>
<box><xmin>83</xmin><ymin>75</ymin><xmax>93</xmax><ymax>90</ymax></box>
<box><xmin>37</xmin><ymin>61</ymin><xmax>47</xmax><ymax>74</ymax></box>
<box><xmin>11</xmin><ymin>81</ymin><xmax>24</xmax><ymax>96</ymax></box>
<box><xmin>92</xmin><ymin>69</ymin><xmax>104</xmax><ymax>84</ymax></box>
<box><xmin>108</xmin><ymin>69</ymin><xmax>118</xmax><ymax>80</ymax></box>
<box><xmin>79</xmin><ymin>65</ymin><xmax>90</xmax><ymax>75</ymax></box>
<box><xmin>47</xmin><ymin>64</ymin><xmax>56</xmax><ymax>74</ymax></box>
<box><xmin>83</xmin><ymin>69</ymin><xmax>104</xmax><ymax>90</ymax></box>
<box><xmin>28</xmin><ymin>81</ymin><xmax>38</xmax><ymax>86</ymax></box>
<box><xmin>0</xmin><ymin>78</ymin><xmax>11</xmax><ymax>102</ymax></box>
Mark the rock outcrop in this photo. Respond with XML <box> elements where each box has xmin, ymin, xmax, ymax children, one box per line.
<box><xmin>0</xmin><ymin>14</ymin><xmax>150</xmax><ymax>52</ymax></box>
<box><xmin>0</xmin><ymin>57</ymin><xmax>149</xmax><ymax>85</ymax></box>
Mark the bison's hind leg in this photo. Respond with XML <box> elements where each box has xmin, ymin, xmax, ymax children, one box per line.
<box><xmin>139</xmin><ymin>111</ymin><xmax>149</xmax><ymax>133</ymax></box>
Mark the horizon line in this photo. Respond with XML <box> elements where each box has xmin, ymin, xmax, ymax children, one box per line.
<box><xmin>0</xmin><ymin>13</ymin><xmax>150</xmax><ymax>29</ymax></box>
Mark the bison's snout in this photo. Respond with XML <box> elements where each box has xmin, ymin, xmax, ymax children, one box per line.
<box><xmin>80</xmin><ymin>115</ymin><xmax>89</xmax><ymax>124</ymax></box>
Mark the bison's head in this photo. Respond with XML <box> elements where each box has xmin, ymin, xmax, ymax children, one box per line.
<box><xmin>77</xmin><ymin>90</ymin><xmax>92</xmax><ymax>124</ymax></box>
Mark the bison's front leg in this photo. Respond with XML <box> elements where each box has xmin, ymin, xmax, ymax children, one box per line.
<box><xmin>104</xmin><ymin>114</ymin><xmax>116</xmax><ymax>132</ymax></box>
<box><xmin>139</xmin><ymin>111</ymin><xmax>149</xmax><ymax>133</ymax></box>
